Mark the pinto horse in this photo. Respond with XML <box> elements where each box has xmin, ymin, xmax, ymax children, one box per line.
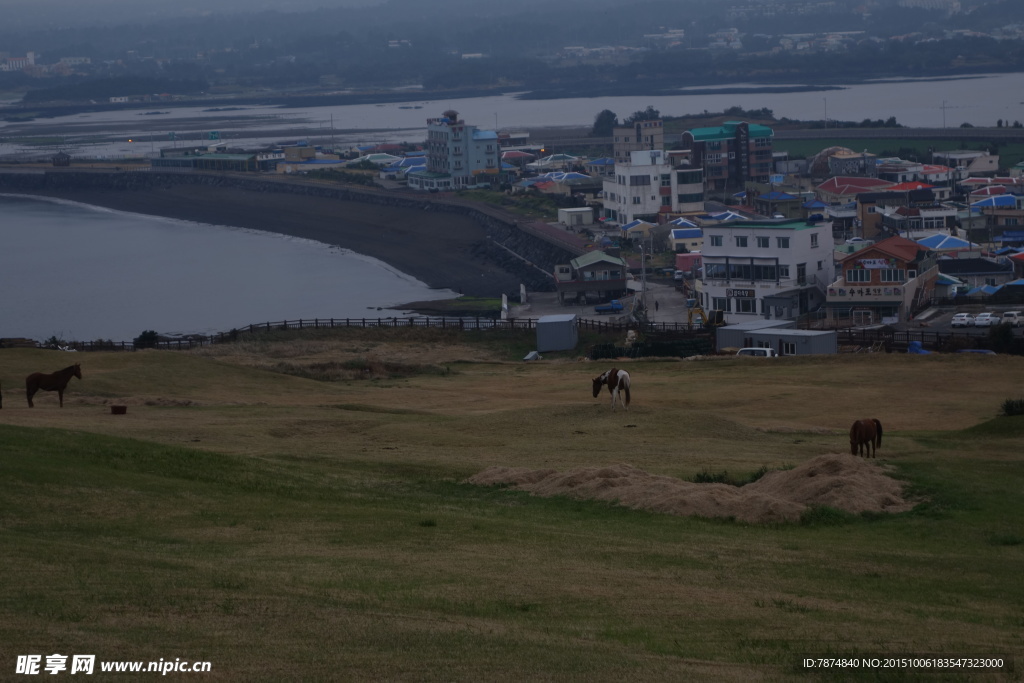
<box><xmin>26</xmin><ymin>363</ymin><xmax>82</xmax><ymax>408</ymax></box>
<box><xmin>592</xmin><ymin>367</ymin><xmax>631</xmax><ymax>411</ymax></box>
<box><xmin>849</xmin><ymin>418</ymin><xmax>883</xmax><ymax>458</ymax></box>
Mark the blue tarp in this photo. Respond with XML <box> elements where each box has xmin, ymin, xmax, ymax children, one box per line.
<box><xmin>909</xmin><ymin>339</ymin><xmax>933</xmax><ymax>356</ymax></box>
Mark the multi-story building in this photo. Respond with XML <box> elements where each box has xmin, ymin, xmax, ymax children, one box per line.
<box><xmin>601</xmin><ymin>150</ymin><xmax>704</xmax><ymax>224</ymax></box>
<box><xmin>612</xmin><ymin>120</ymin><xmax>664</xmax><ymax>165</ymax></box>
<box><xmin>697</xmin><ymin>217</ymin><xmax>834</xmax><ymax>324</ymax></box>
<box><xmin>407</xmin><ymin>110</ymin><xmax>500</xmax><ymax>191</ymax></box>
<box><xmin>681</xmin><ymin>121</ymin><xmax>774</xmax><ymax>191</ymax></box>
<box><xmin>825</xmin><ymin>237</ymin><xmax>938</xmax><ymax>325</ymax></box>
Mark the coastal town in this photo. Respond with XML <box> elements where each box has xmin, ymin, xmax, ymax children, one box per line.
<box><xmin>7</xmin><ymin>101</ymin><xmax>1024</xmax><ymax>355</ymax></box>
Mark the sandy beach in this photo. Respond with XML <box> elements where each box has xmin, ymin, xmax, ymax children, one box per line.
<box><xmin>10</xmin><ymin>183</ymin><xmax>526</xmax><ymax>299</ymax></box>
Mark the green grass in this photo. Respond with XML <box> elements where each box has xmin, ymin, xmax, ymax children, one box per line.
<box><xmin>2</xmin><ymin>345</ymin><xmax>1023</xmax><ymax>680</ymax></box>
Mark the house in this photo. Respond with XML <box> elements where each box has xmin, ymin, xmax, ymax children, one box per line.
<box><xmin>931</xmin><ymin>150</ymin><xmax>999</xmax><ymax>178</ymax></box>
<box><xmin>681</xmin><ymin>121</ymin><xmax>774</xmax><ymax>191</ymax></box>
<box><xmin>553</xmin><ymin>250</ymin><xmax>630</xmax><ymax>304</ymax></box>
<box><xmin>825</xmin><ymin>236</ymin><xmax>938</xmax><ymax>325</ymax></box>
<box><xmin>696</xmin><ymin>217</ymin><xmax>835</xmax><ymax>324</ymax></box>
<box><xmin>815</xmin><ymin>176</ymin><xmax>895</xmax><ymax>204</ymax></box>
<box><xmin>936</xmin><ymin>256</ymin><xmax>1016</xmax><ymax>290</ymax></box>
<box><xmin>669</xmin><ymin>224</ymin><xmax>702</xmax><ymax>253</ymax></box>
<box><xmin>601</xmin><ymin>149</ymin><xmax>704</xmax><ymax>224</ymax></box>
<box><xmin>407</xmin><ymin>110</ymin><xmax>501</xmax><ymax>191</ymax></box>
<box><xmin>752</xmin><ymin>191</ymin><xmax>803</xmax><ymax>219</ymax></box>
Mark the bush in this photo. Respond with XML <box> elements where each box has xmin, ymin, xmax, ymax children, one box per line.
<box><xmin>1000</xmin><ymin>398</ymin><xmax>1024</xmax><ymax>417</ymax></box>
<box><xmin>133</xmin><ymin>330</ymin><xmax>159</xmax><ymax>349</ymax></box>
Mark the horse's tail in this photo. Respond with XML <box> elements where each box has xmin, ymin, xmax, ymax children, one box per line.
<box><xmin>623</xmin><ymin>382</ymin><xmax>630</xmax><ymax>407</ymax></box>
<box><xmin>873</xmin><ymin>419</ymin><xmax>883</xmax><ymax>447</ymax></box>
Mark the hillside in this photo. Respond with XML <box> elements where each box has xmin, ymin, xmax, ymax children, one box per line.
<box><xmin>1</xmin><ymin>328</ymin><xmax>1022</xmax><ymax>680</ymax></box>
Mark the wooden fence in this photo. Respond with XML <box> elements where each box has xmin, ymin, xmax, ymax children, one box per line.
<box><xmin>31</xmin><ymin>315</ymin><xmax>710</xmax><ymax>352</ymax></box>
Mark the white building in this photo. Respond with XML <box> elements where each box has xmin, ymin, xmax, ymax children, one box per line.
<box><xmin>601</xmin><ymin>149</ymin><xmax>704</xmax><ymax>224</ymax></box>
<box><xmin>407</xmin><ymin>110</ymin><xmax>501</xmax><ymax>191</ymax></box>
<box><xmin>698</xmin><ymin>217</ymin><xmax>835</xmax><ymax>324</ymax></box>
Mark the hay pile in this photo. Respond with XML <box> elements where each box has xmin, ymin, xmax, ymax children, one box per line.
<box><xmin>467</xmin><ymin>454</ymin><xmax>915</xmax><ymax>523</ymax></box>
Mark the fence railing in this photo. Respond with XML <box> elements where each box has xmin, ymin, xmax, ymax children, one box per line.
<box><xmin>29</xmin><ymin>315</ymin><xmax>709</xmax><ymax>352</ymax></box>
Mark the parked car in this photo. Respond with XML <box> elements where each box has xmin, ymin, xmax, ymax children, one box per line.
<box><xmin>950</xmin><ymin>313</ymin><xmax>975</xmax><ymax>328</ymax></box>
<box><xmin>736</xmin><ymin>347</ymin><xmax>778</xmax><ymax>358</ymax></box>
<box><xmin>973</xmin><ymin>312</ymin><xmax>1000</xmax><ymax>327</ymax></box>
<box><xmin>1001</xmin><ymin>311</ymin><xmax>1022</xmax><ymax>327</ymax></box>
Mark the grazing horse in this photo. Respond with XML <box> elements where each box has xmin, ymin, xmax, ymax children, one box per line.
<box><xmin>849</xmin><ymin>418</ymin><xmax>883</xmax><ymax>458</ymax></box>
<box><xmin>26</xmin><ymin>363</ymin><xmax>82</xmax><ymax>408</ymax></box>
<box><xmin>592</xmin><ymin>367</ymin><xmax>631</xmax><ymax>411</ymax></box>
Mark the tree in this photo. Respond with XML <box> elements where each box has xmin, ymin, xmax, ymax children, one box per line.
<box><xmin>591</xmin><ymin>109</ymin><xmax>618</xmax><ymax>137</ymax></box>
<box><xmin>623</xmin><ymin>106</ymin><xmax>661</xmax><ymax>124</ymax></box>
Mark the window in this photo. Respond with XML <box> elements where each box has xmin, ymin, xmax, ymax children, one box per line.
<box><xmin>661</xmin><ymin>196</ymin><xmax>672</xmax><ymax>207</ymax></box>
<box><xmin>677</xmin><ymin>192</ymin><xmax>703</xmax><ymax>204</ymax></box>
<box><xmin>735</xmin><ymin>236</ymin><xmax>748</xmax><ymax>248</ymax></box>
<box><xmin>728</xmin><ymin>263</ymin><xmax>752</xmax><ymax>279</ymax></box>
<box><xmin>705</xmin><ymin>263</ymin><xmax>727</xmax><ymax>279</ymax></box>
<box><xmin>778</xmin><ymin>265</ymin><xmax>790</xmax><ymax>278</ymax></box>
<box><xmin>753</xmin><ymin>264</ymin><xmax>777</xmax><ymax>280</ymax></box>
<box><xmin>712</xmin><ymin>297</ymin><xmax>731</xmax><ymax>312</ymax></box>
<box><xmin>811</xmin><ymin>233</ymin><xmax>819</xmax><ymax>248</ymax></box>
<box><xmin>777</xmin><ymin>237</ymin><xmax>790</xmax><ymax>248</ymax></box>
<box><xmin>661</xmin><ymin>174</ymin><xmax>671</xmax><ymax>187</ymax></box>
<box><xmin>1006</xmin><ymin>218</ymin><xmax>1020</xmax><ymax>226</ymax></box>
<box><xmin>629</xmin><ymin>175</ymin><xmax>651</xmax><ymax>186</ymax></box>
<box><xmin>847</xmin><ymin>269</ymin><xmax>871</xmax><ymax>283</ymax></box>
<box><xmin>797</xmin><ymin>263</ymin><xmax>806</xmax><ymax>285</ymax></box>
<box><xmin>756</xmin><ymin>236</ymin><xmax>769</xmax><ymax>248</ymax></box>
<box><xmin>632</xmin><ymin>196</ymin><xmax>641</xmax><ymax>204</ymax></box>
<box><xmin>879</xmin><ymin>269</ymin><xmax>905</xmax><ymax>283</ymax></box>
<box><xmin>782</xmin><ymin>341</ymin><xmax>796</xmax><ymax>356</ymax></box>
<box><xmin>817</xmin><ymin>260</ymin><xmax>824</xmax><ymax>271</ymax></box>
<box><xmin>736</xmin><ymin>298</ymin><xmax>757</xmax><ymax>313</ymax></box>
<box><xmin>710</xmin><ymin>235</ymin><xmax>723</xmax><ymax>247</ymax></box>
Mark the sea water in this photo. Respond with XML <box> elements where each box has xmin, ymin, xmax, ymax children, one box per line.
<box><xmin>0</xmin><ymin>194</ymin><xmax>457</xmax><ymax>342</ymax></box>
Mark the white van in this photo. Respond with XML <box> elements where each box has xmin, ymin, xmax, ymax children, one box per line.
<box><xmin>736</xmin><ymin>347</ymin><xmax>778</xmax><ymax>358</ymax></box>
<box><xmin>1002</xmin><ymin>311</ymin><xmax>1022</xmax><ymax>327</ymax></box>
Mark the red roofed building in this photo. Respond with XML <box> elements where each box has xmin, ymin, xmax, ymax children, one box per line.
<box><xmin>825</xmin><ymin>236</ymin><xmax>938</xmax><ymax>325</ymax></box>
<box><xmin>815</xmin><ymin>176</ymin><xmax>895</xmax><ymax>204</ymax></box>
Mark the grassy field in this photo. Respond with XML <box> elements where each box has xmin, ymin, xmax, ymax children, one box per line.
<box><xmin>1</xmin><ymin>328</ymin><xmax>1022</xmax><ymax>681</ymax></box>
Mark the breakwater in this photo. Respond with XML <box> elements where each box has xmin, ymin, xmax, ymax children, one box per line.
<box><xmin>0</xmin><ymin>169</ymin><xmax>577</xmax><ymax>295</ymax></box>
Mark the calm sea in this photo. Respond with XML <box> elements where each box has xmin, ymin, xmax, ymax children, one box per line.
<box><xmin>0</xmin><ymin>194</ymin><xmax>457</xmax><ymax>342</ymax></box>
<box><xmin>2</xmin><ymin>72</ymin><xmax>1023</xmax><ymax>159</ymax></box>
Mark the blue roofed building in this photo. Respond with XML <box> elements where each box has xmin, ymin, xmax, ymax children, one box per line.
<box><xmin>408</xmin><ymin>110</ymin><xmax>502</xmax><ymax>191</ymax></box>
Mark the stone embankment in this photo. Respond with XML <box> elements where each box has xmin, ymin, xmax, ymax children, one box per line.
<box><xmin>0</xmin><ymin>169</ymin><xmax>578</xmax><ymax>295</ymax></box>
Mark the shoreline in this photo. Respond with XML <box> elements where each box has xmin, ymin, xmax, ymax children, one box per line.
<box><xmin>8</xmin><ymin>184</ymin><xmax>526</xmax><ymax>301</ymax></box>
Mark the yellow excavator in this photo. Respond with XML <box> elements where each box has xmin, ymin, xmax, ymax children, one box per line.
<box><xmin>686</xmin><ymin>299</ymin><xmax>724</xmax><ymax>327</ymax></box>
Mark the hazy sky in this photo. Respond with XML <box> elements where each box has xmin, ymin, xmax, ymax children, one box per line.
<box><xmin>1</xmin><ymin>0</ymin><xmax>388</xmax><ymax>30</ymax></box>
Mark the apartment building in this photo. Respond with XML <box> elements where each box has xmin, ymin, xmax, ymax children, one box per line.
<box><xmin>601</xmin><ymin>149</ymin><xmax>704</xmax><ymax>224</ymax></box>
<box><xmin>681</xmin><ymin>121</ymin><xmax>774</xmax><ymax>191</ymax></box>
<box><xmin>612</xmin><ymin>120</ymin><xmax>664</xmax><ymax>165</ymax></box>
<box><xmin>407</xmin><ymin>110</ymin><xmax>500</xmax><ymax>191</ymax></box>
<box><xmin>697</xmin><ymin>217</ymin><xmax>834</xmax><ymax>324</ymax></box>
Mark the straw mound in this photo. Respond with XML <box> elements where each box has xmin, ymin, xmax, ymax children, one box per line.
<box><xmin>467</xmin><ymin>454</ymin><xmax>915</xmax><ymax>524</ymax></box>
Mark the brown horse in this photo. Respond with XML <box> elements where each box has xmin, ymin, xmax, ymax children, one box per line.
<box><xmin>849</xmin><ymin>418</ymin><xmax>883</xmax><ymax>458</ymax></box>
<box><xmin>26</xmin><ymin>363</ymin><xmax>82</xmax><ymax>408</ymax></box>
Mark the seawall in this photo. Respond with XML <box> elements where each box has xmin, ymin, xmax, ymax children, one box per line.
<box><xmin>0</xmin><ymin>169</ymin><xmax>577</xmax><ymax>298</ymax></box>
